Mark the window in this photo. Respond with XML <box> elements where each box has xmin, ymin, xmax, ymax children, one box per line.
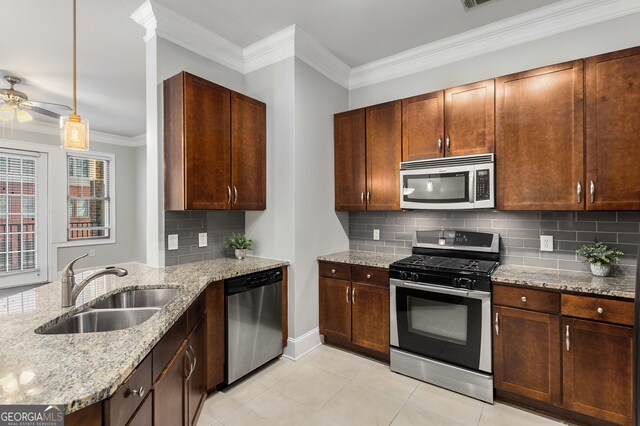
<box><xmin>0</xmin><ymin>149</ymin><xmax>48</xmax><ymax>287</ymax></box>
<box><xmin>67</xmin><ymin>154</ymin><xmax>112</xmax><ymax>240</ymax></box>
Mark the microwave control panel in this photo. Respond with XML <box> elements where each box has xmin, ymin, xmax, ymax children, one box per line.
<box><xmin>475</xmin><ymin>169</ymin><xmax>491</xmax><ymax>201</ymax></box>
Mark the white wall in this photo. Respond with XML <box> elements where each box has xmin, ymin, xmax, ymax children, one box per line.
<box><xmin>349</xmin><ymin>13</ymin><xmax>640</xmax><ymax>108</ymax></box>
<box><xmin>135</xmin><ymin>145</ymin><xmax>147</xmax><ymax>264</ymax></box>
<box><xmin>293</xmin><ymin>59</ymin><xmax>349</xmax><ymax>337</ymax></box>
<box><xmin>0</xmin><ymin>129</ymin><xmax>142</xmax><ymax>277</ymax></box>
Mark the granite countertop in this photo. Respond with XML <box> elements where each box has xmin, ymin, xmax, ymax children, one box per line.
<box><xmin>317</xmin><ymin>250</ymin><xmax>406</xmax><ymax>269</ymax></box>
<box><xmin>493</xmin><ymin>264</ymin><xmax>636</xmax><ymax>300</ymax></box>
<box><xmin>0</xmin><ymin>257</ymin><xmax>288</xmax><ymax>414</ymax></box>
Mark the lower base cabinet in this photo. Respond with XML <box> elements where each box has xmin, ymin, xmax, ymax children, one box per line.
<box><xmin>128</xmin><ymin>392</ymin><xmax>153</xmax><ymax>426</ymax></box>
<box><xmin>318</xmin><ymin>261</ymin><xmax>389</xmax><ymax>360</ymax></box>
<box><xmin>493</xmin><ymin>283</ymin><xmax>634</xmax><ymax>426</ymax></box>
<box><xmin>154</xmin><ymin>339</ymin><xmax>189</xmax><ymax>425</ymax></box>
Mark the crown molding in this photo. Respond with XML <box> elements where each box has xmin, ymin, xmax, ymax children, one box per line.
<box><xmin>244</xmin><ymin>25</ymin><xmax>296</xmax><ymax>74</ymax></box>
<box><xmin>130</xmin><ymin>0</ymin><xmax>156</xmax><ymax>42</ymax></box>
<box><xmin>10</xmin><ymin>120</ymin><xmax>145</xmax><ymax>148</ymax></box>
<box><xmin>295</xmin><ymin>27</ymin><xmax>350</xmax><ymax>88</ymax></box>
<box><xmin>349</xmin><ymin>0</ymin><xmax>640</xmax><ymax>89</ymax></box>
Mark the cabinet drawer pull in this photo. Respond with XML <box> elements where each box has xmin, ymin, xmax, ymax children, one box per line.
<box><xmin>597</xmin><ymin>307</ymin><xmax>604</xmax><ymax>314</ymax></box>
<box><xmin>566</xmin><ymin>325</ymin><xmax>570</xmax><ymax>352</ymax></box>
<box><xmin>352</xmin><ymin>288</ymin><xmax>356</xmax><ymax>305</ymax></box>
<box><xmin>331</xmin><ymin>269</ymin><xmax>336</xmax><ymax>274</ymax></box>
<box><xmin>128</xmin><ymin>386</ymin><xmax>145</xmax><ymax>398</ymax></box>
<box><xmin>366</xmin><ymin>273</ymin><xmax>371</xmax><ymax>279</ymax></box>
<box><xmin>438</xmin><ymin>137</ymin><xmax>443</xmax><ymax>152</ymax></box>
<box><xmin>521</xmin><ymin>296</ymin><xmax>527</xmax><ymax>303</ymax></box>
<box><xmin>494</xmin><ymin>312</ymin><xmax>499</xmax><ymax>335</ymax></box>
<box><xmin>345</xmin><ymin>287</ymin><xmax>349</xmax><ymax>304</ymax></box>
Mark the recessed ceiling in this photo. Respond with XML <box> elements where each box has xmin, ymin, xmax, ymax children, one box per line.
<box><xmin>155</xmin><ymin>0</ymin><xmax>563</xmax><ymax>67</ymax></box>
<box><xmin>1</xmin><ymin>0</ymin><xmax>145</xmax><ymax>137</ymax></box>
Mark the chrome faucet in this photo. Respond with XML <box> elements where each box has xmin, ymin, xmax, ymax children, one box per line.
<box><xmin>60</xmin><ymin>253</ymin><xmax>128</xmax><ymax>308</ymax></box>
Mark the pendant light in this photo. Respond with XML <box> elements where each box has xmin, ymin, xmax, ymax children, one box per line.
<box><xmin>60</xmin><ymin>0</ymin><xmax>89</xmax><ymax>150</ymax></box>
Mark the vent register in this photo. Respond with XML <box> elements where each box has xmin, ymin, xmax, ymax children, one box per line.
<box><xmin>461</xmin><ymin>0</ymin><xmax>494</xmax><ymax>10</ymax></box>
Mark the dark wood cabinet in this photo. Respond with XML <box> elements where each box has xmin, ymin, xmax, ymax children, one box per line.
<box><xmin>164</xmin><ymin>71</ymin><xmax>266</xmax><ymax>211</ymax></box>
<box><xmin>231</xmin><ymin>92</ymin><xmax>266</xmax><ymax>210</ymax></box>
<box><xmin>187</xmin><ymin>316</ymin><xmax>207</xmax><ymax>425</ymax></box>
<box><xmin>402</xmin><ymin>92</ymin><xmax>444</xmax><ymax>161</ymax></box>
<box><xmin>351</xmin><ymin>281</ymin><xmax>389</xmax><ymax>354</ymax></box>
<box><xmin>206</xmin><ymin>281</ymin><xmax>225</xmax><ymax>390</ymax></box>
<box><xmin>103</xmin><ymin>354</ymin><xmax>152</xmax><ymax>426</ymax></box>
<box><xmin>585</xmin><ymin>46</ymin><xmax>640</xmax><ymax>210</ymax></box>
<box><xmin>366</xmin><ymin>101</ymin><xmax>402</xmax><ymax>210</ymax></box>
<box><xmin>496</xmin><ymin>61</ymin><xmax>584</xmax><ymax>211</ymax></box>
<box><xmin>444</xmin><ymin>79</ymin><xmax>495</xmax><ymax>157</ymax></box>
<box><xmin>334</xmin><ymin>109</ymin><xmax>366</xmax><ymax>211</ymax></box>
<box><xmin>127</xmin><ymin>393</ymin><xmax>153</xmax><ymax>426</ymax></box>
<box><xmin>153</xmin><ymin>340</ymin><xmax>188</xmax><ymax>426</ymax></box>
<box><xmin>333</xmin><ymin>102</ymin><xmax>401</xmax><ymax>211</ymax></box>
<box><xmin>318</xmin><ymin>262</ymin><xmax>389</xmax><ymax>359</ymax></box>
<box><xmin>562</xmin><ymin>318</ymin><xmax>634</xmax><ymax>425</ymax></box>
<box><xmin>319</xmin><ymin>276</ymin><xmax>352</xmax><ymax>343</ymax></box>
<box><xmin>493</xmin><ymin>305</ymin><xmax>561</xmax><ymax>405</ymax></box>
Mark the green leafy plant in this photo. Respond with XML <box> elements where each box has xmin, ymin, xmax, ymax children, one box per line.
<box><xmin>576</xmin><ymin>241</ymin><xmax>623</xmax><ymax>266</ymax></box>
<box><xmin>225</xmin><ymin>233</ymin><xmax>253</xmax><ymax>250</ymax></box>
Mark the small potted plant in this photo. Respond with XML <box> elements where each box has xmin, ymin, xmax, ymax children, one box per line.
<box><xmin>226</xmin><ymin>233</ymin><xmax>253</xmax><ymax>260</ymax></box>
<box><xmin>576</xmin><ymin>241</ymin><xmax>624</xmax><ymax>277</ymax></box>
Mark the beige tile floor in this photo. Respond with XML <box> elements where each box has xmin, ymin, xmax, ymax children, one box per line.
<box><xmin>197</xmin><ymin>344</ymin><xmax>567</xmax><ymax>426</ymax></box>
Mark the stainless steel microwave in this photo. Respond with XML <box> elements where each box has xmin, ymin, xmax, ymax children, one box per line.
<box><xmin>400</xmin><ymin>154</ymin><xmax>495</xmax><ymax>210</ymax></box>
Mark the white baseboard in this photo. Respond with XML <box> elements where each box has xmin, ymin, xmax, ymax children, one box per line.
<box><xmin>282</xmin><ymin>327</ymin><xmax>322</xmax><ymax>360</ymax></box>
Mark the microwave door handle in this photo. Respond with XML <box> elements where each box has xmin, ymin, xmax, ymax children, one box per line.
<box><xmin>469</xmin><ymin>171</ymin><xmax>475</xmax><ymax>205</ymax></box>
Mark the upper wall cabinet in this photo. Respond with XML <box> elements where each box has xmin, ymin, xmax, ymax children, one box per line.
<box><xmin>401</xmin><ymin>80</ymin><xmax>494</xmax><ymax>161</ymax></box>
<box><xmin>334</xmin><ymin>102</ymin><xmax>402</xmax><ymax>211</ymax></box>
<box><xmin>585</xmin><ymin>47</ymin><xmax>640</xmax><ymax>210</ymax></box>
<box><xmin>164</xmin><ymin>71</ymin><xmax>266</xmax><ymax>211</ymax></box>
<box><xmin>496</xmin><ymin>61</ymin><xmax>584</xmax><ymax>211</ymax></box>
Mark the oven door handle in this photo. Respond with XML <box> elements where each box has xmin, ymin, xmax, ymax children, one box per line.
<box><xmin>391</xmin><ymin>279</ymin><xmax>490</xmax><ymax>301</ymax></box>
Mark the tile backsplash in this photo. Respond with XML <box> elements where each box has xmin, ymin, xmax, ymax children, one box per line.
<box><xmin>165</xmin><ymin>211</ymin><xmax>245</xmax><ymax>266</ymax></box>
<box><xmin>349</xmin><ymin>211</ymin><xmax>639</xmax><ymax>274</ymax></box>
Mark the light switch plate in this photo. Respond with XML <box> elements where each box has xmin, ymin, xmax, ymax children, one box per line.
<box><xmin>168</xmin><ymin>234</ymin><xmax>179</xmax><ymax>250</ymax></box>
<box><xmin>540</xmin><ymin>235</ymin><xmax>553</xmax><ymax>252</ymax></box>
<box><xmin>373</xmin><ymin>229</ymin><xmax>380</xmax><ymax>241</ymax></box>
<box><xmin>198</xmin><ymin>233</ymin><xmax>207</xmax><ymax>247</ymax></box>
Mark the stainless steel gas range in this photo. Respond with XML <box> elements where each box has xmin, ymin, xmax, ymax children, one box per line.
<box><xmin>389</xmin><ymin>229</ymin><xmax>500</xmax><ymax>403</ymax></box>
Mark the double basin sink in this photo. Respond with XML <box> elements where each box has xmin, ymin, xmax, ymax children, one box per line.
<box><xmin>37</xmin><ymin>288</ymin><xmax>179</xmax><ymax>335</ymax></box>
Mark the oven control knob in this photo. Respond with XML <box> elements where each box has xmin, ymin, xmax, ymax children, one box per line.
<box><xmin>410</xmin><ymin>272</ymin><xmax>419</xmax><ymax>281</ymax></box>
<box><xmin>400</xmin><ymin>271</ymin><xmax>408</xmax><ymax>280</ymax></box>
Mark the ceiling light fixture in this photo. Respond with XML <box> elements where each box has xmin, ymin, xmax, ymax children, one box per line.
<box><xmin>61</xmin><ymin>0</ymin><xmax>89</xmax><ymax>151</ymax></box>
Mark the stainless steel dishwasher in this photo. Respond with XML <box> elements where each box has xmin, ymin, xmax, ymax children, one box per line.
<box><xmin>225</xmin><ymin>268</ymin><xmax>283</xmax><ymax>384</ymax></box>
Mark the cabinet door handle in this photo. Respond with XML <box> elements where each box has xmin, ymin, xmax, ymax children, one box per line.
<box><xmin>438</xmin><ymin>137</ymin><xmax>443</xmax><ymax>152</ymax></box>
<box><xmin>590</xmin><ymin>180</ymin><xmax>595</xmax><ymax>203</ymax></box>
<box><xmin>366</xmin><ymin>191</ymin><xmax>370</xmax><ymax>205</ymax></box>
<box><xmin>494</xmin><ymin>312</ymin><xmax>499</xmax><ymax>335</ymax></box>
<box><xmin>186</xmin><ymin>344</ymin><xmax>196</xmax><ymax>380</ymax></box>
<box><xmin>576</xmin><ymin>181</ymin><xmax>582</xmax><ymax>204</ymax></box>
<box><xmin>227</xmin><ymin>186</ymin><xmax>232</xmax><ymax>204</ymax></box>
<box><xmin>565</xmin><ymin>325</ymin><xmax>570</xmax><ymax>352</ymax></box>
<box><xmin>352</xmin><ymin>288</ymin><xmax>356</xmax><ymax>305</ymax></box>
<box><xmin>597</xmin><ymin>307</ymin><xmax>604</xmax><ymax>314</ymax></box>
<box><xmin>521</xmin><ymin>296</ymin><xmax>527</xmax><ymax>303</ymax></box>
<box><xmin>345</xmin><ymin>286</ymin><xmax>350</xmax><ymax>304</ymax></box>
<box><xmin>445</xmin><ymin>135</ymin><xmax>451</xmax><ymax>152</ymax></box>
<box><xmin>360</xmin><ymin>192</ymin><xmax>364</xmax><ymax>205</ymax></box>
<box><xmin>233</xmin><ymin>186</ymin><xmax>238</xmax><ymax>205</ymax></box>
<box><xmin>185</xmin><ymin>347</ymin><xmax>193</xmax><ymax>379</ymax></box>
<box><xmin>128</xmin><ymin>386</ymin><xmax>145</xmax><ymax>398</ymax></box>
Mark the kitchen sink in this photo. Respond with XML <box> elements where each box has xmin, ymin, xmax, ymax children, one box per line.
<box><xmin>90</xmin><ymin>288</ymin><xmax>179</xmax><ymax>309</ymax></box>
<box><xmin>36</xmin><ymin>308</ymin><xmax>160</xmax><ymax>335</ymax></box>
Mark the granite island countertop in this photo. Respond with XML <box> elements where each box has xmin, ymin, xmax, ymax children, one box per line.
<box><xmin>317</xmin><ymin>250</ymin><xmax>406</xmax><ymax>269</ymax></box>
<box><xmin>0</xmin><ymin>256</ymin><xmax>288</xmax><ymax>414</ymax></box>
<box><xmin>493</xmin><ymin>264</ymin><xmax>636</xmax><ymax>300</ymax></box>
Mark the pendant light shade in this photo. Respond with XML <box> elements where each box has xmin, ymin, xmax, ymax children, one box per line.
<box><xmin>61</xmin><ymin>0</ymin><xmax>89</xmax><ymax>150</ymax></box>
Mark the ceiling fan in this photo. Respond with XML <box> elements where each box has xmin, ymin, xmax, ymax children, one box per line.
<box><xmin>0</xmin><ymin>76</ymin><xmax>72</xmax><ymax>123</ymax></box>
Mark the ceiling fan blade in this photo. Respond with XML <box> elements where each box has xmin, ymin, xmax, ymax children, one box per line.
<box><xmin>22</xmin><ymin>100</ymin><xmax>72</xmax><ymax>111</ymax></box>
<box><xmin>27</xmin><ymin>106</ymin><xmax>61</xmax><ymax>119</ymax></box>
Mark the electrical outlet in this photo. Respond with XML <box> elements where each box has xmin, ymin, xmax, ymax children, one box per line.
<box><xmin>198</xmin><ymin>233</ymin><xmax>207</xmax><ymax>247</ymax></box>
<box><xmin>540</xmin><ymin>235</ymin><xmax>554</xmax><ymax>252</ymax></box>
<box><xmin>89</xmin><ymin>250</ymin><xmax>95</xmax><ymax>257</ymax></box>
<box><xmin>168</xmin><ymin>234</ymin><xmax>179</xmax><ymax>250</ymax></box>
<box><xmin>373</xmin><ymin>229</ymin><xmax>380</xmax><ymax>241</ymax></box>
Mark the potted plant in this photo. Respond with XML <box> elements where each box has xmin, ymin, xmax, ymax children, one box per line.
<box><xmin>576</xmin><ymin>241</ymin><xmax>624</xmax><ymax>277</ymax></box>
<box><xmin>226</xmin><ymin>233</ymin><xmax>253</xmax><ymax>260</ymax></box>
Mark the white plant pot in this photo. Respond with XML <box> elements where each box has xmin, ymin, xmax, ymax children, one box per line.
<box><xmin>590</xmin><ymin>263</ymin><xmax>611</xmax><ymax>277</ymax></box>
<box><xmin>234</xmin><ymin>249</ymin><xmax>247</xmax><ymax>260</ymax></box>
